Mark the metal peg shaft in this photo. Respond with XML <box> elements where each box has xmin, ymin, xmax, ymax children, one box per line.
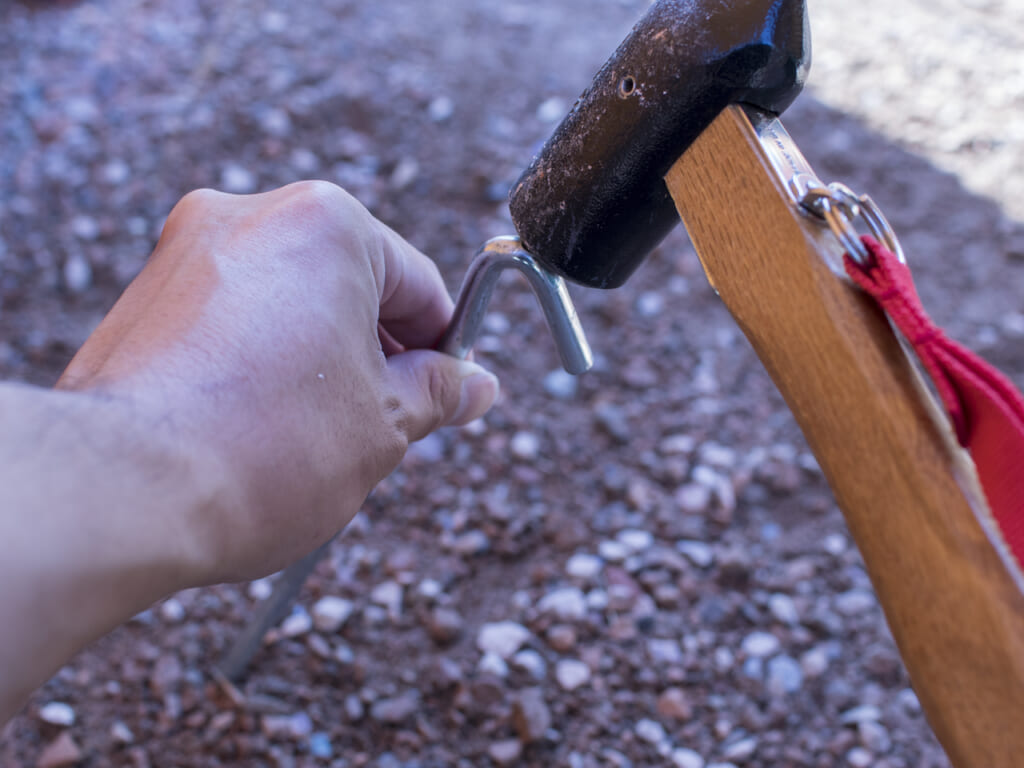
<box><xmin>438</xmin><ymin>236</ymin><xmax>593</xmax><ymax>375</ymax></box>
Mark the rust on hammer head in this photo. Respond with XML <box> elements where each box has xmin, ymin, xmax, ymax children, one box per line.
<box><xmin>509</xmin><ymin>0</ymin><xmax>810</xmax><ymax>289</ymax></box>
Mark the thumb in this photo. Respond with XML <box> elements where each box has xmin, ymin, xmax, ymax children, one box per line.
<box><xmin>386</xmin><ymin>350</ymin><xmax>499</xmax><ymax>442</ymax></box>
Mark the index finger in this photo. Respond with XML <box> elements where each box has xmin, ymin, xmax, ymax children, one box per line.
<box><xmin>374</xmin><ymin>224</ymin><xmax>455</xmax><ymax>351</ymax></box>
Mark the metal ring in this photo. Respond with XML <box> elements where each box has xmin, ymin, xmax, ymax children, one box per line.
<box><xmin>800</xmin><ymin>184</ymin><xmax>906</xmax><ymax>265</ymax></box>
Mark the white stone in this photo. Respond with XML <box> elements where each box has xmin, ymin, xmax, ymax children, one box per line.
<box><xmin>159</xmin><ymin>598</ymin><xmax>186</xmax><ymax>624</ymax></box>
<box><xmin>109</xmin><ymin>720</ymin><xmax>134</xmax><ymax>744</ymax></box>
<box><xmin>677</xmin><ymin>540</ymin><xmax>714</xmax><ymax>568</ymax></box>
<box><xmin>598</xmin><ymin>539</ymin><xmax>630</xmax><ymax>563</ymax></box>
<box><xmin>554</xmin><ymin>659</ymin><xmax>591</xmax><ymax>691</ymax></box>
<box><xmin>220</xmin><ymin>164</ymin><xmax>257</xmax><ymax>194</ymax></box>
<box><xmin>617</xmin><ymin>528</ymin><xmax>654</xmax><ymax>553</ymax></box>
<box><xmin>248</xmin><ymin>578</ymin><xmax>273</xmax><ymax>601</ymax></box>
<box><xmin>102</xmin><ymin>160</ymin><xmax>130</xmax><ymax>185</ymax></box>
<box><xmin>538</xmin><ymin>587</ymin><xmax>587</xmax><ymax>620</ymax></box>
<box><xmin>370</xmin><ymin>581</ymin><xmax>403</xmax><ymax>618</ymax></box>
<box><xmin>390</xmin><ymin>158</ymin><xmax>419</xmax><ymax>189</ymax></box>
<box><xmin>699</xmin><ymin>442</ymin><xmax>737</xmax><ymax>469</ymax></box>
<box><xmin>312</xmin><ymin>596</ymin><xmax>354</xmax><ymax>632</ymax></box>
<box><xmin>648</xmin><ymin>638</ymin><xmax>683</xmax><ymax>665</ymax></box>
<box><xmin>671</xmin><ymin>748</ymin><xmax>706</xmax><ymax>768</ymax></box>
<box><xmin>566</xmin><ymin>553</ymin><xmax>603</xmax><ymax>580</ymax></box>
<box><xmin>660</xmin><ymin>434</ymin><xmax>696</xmax><ymax>455</ymax></box>
<box><xmin>768</xmin><ymin>593</ymin><xmax>799</xmax><ymax>625</ymax></box>
<box><xmin>260</xmin><ymin>10</ymin><xmax>288</xmax><ymax>33</ymax></box>
<box><xmin>290</xmin><ymin>148</ymin><xmax>319</xmax><ymax>174</ymax></box>
<box><xmin>585</xmin><ymin>589</ymin><xmax>608</xmax><ymax>610</ymax></box>
<box><xmin>417</xmin><ymin>579</ymin><xmax>443</xmax><ymax>599</ymax></box>
<box><xmin>635</xmin><ymin>718</ymin><xmax>667</xmax><ymax>745</ymax></box>
<box><xmin>636</xmin><ymin>291</ymin><xmax>664</xmax><ymax>318</ymax></box>
<box><xmin>822</xmin><ymin>533</ymin><xmax>848</xmax><ymax>555</ymax></box>
<box><xmin>512</xmin><ymin>649</ymin><xmax>547</xmax><ymax>680</ymax></box>
<box><xmin>477</xmin><ymin>621</ymin><xmax>531</xmax><ymax>659</ymax></box>
<box><xmin>536</xmin><ymin>97</ymin><xmax>566</xmax><ymax>123</ymax></box>
<box><xmin>675</xmin><ymin>483</ymin><xmax>712</xmax><ymax>514</ymax></box>
<box><xmin>63</xmin><ymin>253</ymin><xmax>93</xmax><ymax>294</ymax></box>
<box><xmin>834</xmin><ymin>589</ymin><xmax>876</xmax><ymax>616</ymax></box>
<box><xmin>478</xmin><ymin>651</ymin><xmax>509</xmax><ymax>677</ymax></box>
<box><xmin>800</xmin><ymin>646</ymin><xmax>830</xmax><ymax>678</ymax></box>
<box><xmin>840</xmin><ymin>705</ymin><xmax>883</xmax><ymax>725</ymax></box>
<box><xmin>280</xmin><ymin>608</ymin><xmax>313</xmax><ymax>637</ymax></box>
<box><xmin>510</xmin><ymin>431</ymin><xmax>541</xmax><ymax>460</ymax></box>
<box><xmin>428</xmin><ymin>96</ymin><xmax>455</xmax><ymax>122</ymax></box>
<box><xmin>723</xmin><ymin>738</ymin><xmax>758</xmax><ymax>761</ymax></box>
<box><xmin>846</xmin><ymin>747</ymin><xmax>874</xmax><ymax>768</ymax></box>
<box><xmin>741</xmin><ymin>631</ymin><xmax>780</xmax><ymax>658</ymax></box>
<box><xmin>39</xmin><ymin>702</ymin><xmax>75</xmax><ymax>727</ymax></box>
<box><xmin>543</xmin><ymin>369</ymin><xmax>578</xmax><ymax>400</ymax></box>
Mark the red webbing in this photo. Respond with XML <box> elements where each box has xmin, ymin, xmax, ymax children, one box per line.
<box><xmin>844</xmin><ymin>236</ymin><xmax>1024</xmax><ymax>570</ymax></box>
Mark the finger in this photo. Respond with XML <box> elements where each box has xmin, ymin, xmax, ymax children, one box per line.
<box><xmin>375</xmin><ymin>225</ymin><xmax>455</xmax><ymax>350</ymax></box>
<box><xmin>385</xmin><ymin>349</ymin><xmax>499</xmax><ymax>442</ymax></box>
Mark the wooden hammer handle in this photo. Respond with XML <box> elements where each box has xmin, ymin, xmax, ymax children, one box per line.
<box><xmin>667</xmin><ymin>104</ymin><xmax>1024</xmax><ymax>768</ymax></box>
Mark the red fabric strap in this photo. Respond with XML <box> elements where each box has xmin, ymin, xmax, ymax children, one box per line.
<box><xmin>844</xmin><ymin>236</ymin><xmax>1024</xmax><ymax>570</ymax></box>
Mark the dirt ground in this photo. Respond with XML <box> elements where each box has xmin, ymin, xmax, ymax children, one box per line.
<box><xmin>2</xmin><ymin>0</ymin><xmax>1023</xmax><ymax>766</ymax></box>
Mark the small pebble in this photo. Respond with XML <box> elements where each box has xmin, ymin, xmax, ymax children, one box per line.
<box><xmin>536</xmin><ymin>96</ymin><xmax>566</xmax><ymax>123</ymax></box>
<box><xmin>566</xmin><ymin>552</ymin><xmax>603</xmax><ymax>580</ymax></box>
<box><xmin>428</xmin><ymin>96</ymin><xmax>455</xmax><ymax>122</ymax></box>
<box><xmin>768</xmin><ymin>593</ymin><xmax>798</xmax><ymax>625</ymax></box>
<box><xmin>63</xmin><ymin>253</ymin><xmax>92</xmax><ymax>294</ymax></box>
<box><xmin>741</xmin><ymin>631</ymin><xmax>780</xmax><ymax>658</ymax></box>
<box><xmin>598</xmin><ymin>540</ymin><xmax>630</xmax><ymax>563</ymax></box>
<box><xmin>722</xmin><ymin>737</ymin><xmax>758</xmax><ymax>761</ymax></box>
<box><xmin>478</xmin><ymin>651</ymin><xmax>509</xmax><ymax>677</ymax></box>
<box><xmin>38</xmin><ymin>702</ymin><xmax>76</xmax><ymax>727</ymax></box>
<box><xmin>543</xmin><ymin>368</ymin><xmax>578</xmax><ymax>399</ymax></box>
<box><xmin>488</xmin><ymin>739</ymin><xmax>523</xmax><ymax>766</ymax></box>
<box><xmin>616</xmin><ymin>528</ymin><xmax>654</xmax><ymax>553</ymax></box>
<box><xmin>312</xmin><ymin>596</ymin><xmax>354</xmax><ymax>632</ymax></box>
<box><xmin>248</xmin><ymin>578</ymin><xmax>273</xmax><ymax>601</ymax></box>
<box><xmin>510</xmin><ymin>431</ymin><xmax>541</xmax><ymax>460</ymax></box>
<box><xmin>555</xmin><ymin>659</ymin><xmax>591</xmax><ymax>691</ymax></box>
<box><xmin>70</xmin><ymin>215</ymin><xmax>99</xmax><ymax>241</ymax></box>
<box><xmin>220</xmin><ymin>164</ymin><xmax>257</xmax><ymax>194</ymax></box>
<box><xmin>677</xmin><ymin>540</ymin><xmax>714</xmax><ymax>568</ymax></box>
<box><xmin>477</xmin><ymin>621</ymin><xmax>531</xmax><ymax>659</ymax></box>
<box><xmin>766</xmin><ymin>654</ymin><xmax>804</xmax><ymax>695</ymax></box>
<box><xmin>109</xmin><ymin>720</ymin><xmax>134</xmax><ymax>744</ymax></box>
<box><xmin>36</xmin><ymin>732</ymin><xmax>82</xmax><ymax>768</ymax></box>
<box><xmin>636</xmin><ymin>718</ymin><xmax>667</xmax><ymax>745</ymax></box>
<box><xmin>280</xmin><ymin>608</ymin><xmax>313</xmax><ymax>637</ymax></box>
<box><xmin>159</xmin><ymin>598</ymin><xmax>185</xmax><ymax>624</ymax></box>
<box><xmin>671</xmin><ymin>748</ymin><xmax>706</xmax><ymax>768</ymax></box>
<box><xmin>538</xmin><ymin>587</ymin><xmax>587</xmax><ymax>620</ymax></box>
<box><xmin>309</xmin><ymin>732</ymin><xmax>333</xmax><ymax>759</ymax></box>
<box><xmin>840</xmin><ymin>705</ymin><xmax>883</xmax><ymax>725</ymax></box>
<box><xmin>512</xmin><ymin>649</ymin><xmax>547</xmax><ymax>680</ymax></box>
<box><xmin>846</xmin><ymin>747</ymin><xmax>874</xmax><ymax>768</ymax></box>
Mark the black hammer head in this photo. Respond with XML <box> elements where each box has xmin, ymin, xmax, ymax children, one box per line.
<box><xmin>509</xmin><ymin>0</ymin><xmax>810</xmax><ymax>289</ymax></box>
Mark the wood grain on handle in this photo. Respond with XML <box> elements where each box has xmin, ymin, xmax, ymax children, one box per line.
<box><xmin>667</xmin><ymin>104</ymin><xmax>1024</xmax><ymax>768</ymax></box>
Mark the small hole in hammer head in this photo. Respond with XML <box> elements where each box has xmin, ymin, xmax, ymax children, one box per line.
<box><xmin>618</xmin><ymin>76</ymin><xmax>636</xmax><ymax>97</ymax></box>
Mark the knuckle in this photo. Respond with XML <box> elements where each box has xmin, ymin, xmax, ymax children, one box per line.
<box><xmin>164</xmin><ymin>188</ymin><xmax>224</xmax><ymax>230</ymax></box>
<box><xmin>280</xmin><ymin>180</ymin><xmax>365</xmax><ymax>226</ymax></box>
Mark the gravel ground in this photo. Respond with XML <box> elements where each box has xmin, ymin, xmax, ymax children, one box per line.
<box><xmin>2</xmin><ymin>1</ymin><xmax>1023</xmax><ymax>767</ymax></box>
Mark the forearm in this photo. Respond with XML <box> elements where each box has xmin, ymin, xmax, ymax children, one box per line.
<box><xmin>0</xmin><ymin>383</ymin><xmax>217</xmax><ymax>722</ymax></box>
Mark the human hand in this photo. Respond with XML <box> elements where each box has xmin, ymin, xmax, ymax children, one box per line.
<box><xmin>57</xmin><ymin>181</ymin><xmax>498</xmax><ymax>584</ymax></box>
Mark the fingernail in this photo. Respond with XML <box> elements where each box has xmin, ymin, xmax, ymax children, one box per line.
<box><xmin>451</xmin><ymin>361</ymin><xmax>499</xmax><ymax>426</ymax></box>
